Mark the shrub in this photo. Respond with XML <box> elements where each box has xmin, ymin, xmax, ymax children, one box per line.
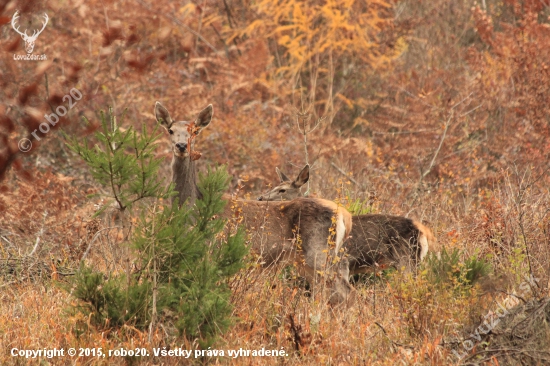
<box><xmin>64</xmin><ymin>107</ymin><xmax>170</xmax><ymax>213</ymax></box>
<box><xmin>65</xmin><ymin>108</ymin><xmax>247</xmax><ymax>347</ymax></box>
<box><xmin>425</xmin><ymin>247</ymin><xmax>492</xmax><ymax>288</ymax></box>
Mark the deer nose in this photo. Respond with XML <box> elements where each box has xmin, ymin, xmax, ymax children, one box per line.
<box><xmin>257</xmin><ymin>196</ymin><xmax>263</xmax><ymax>201</ymax></box>
<box><xmin>175</xmin><ymin>143</ymin><xmax>187</xmax><ymax>152</ymax></box>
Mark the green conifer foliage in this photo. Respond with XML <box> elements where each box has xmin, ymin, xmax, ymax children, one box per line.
<box><xmin>65</xmin><ymin>108</ymin><xmax>247</xmax><ymax>347</ymax></box>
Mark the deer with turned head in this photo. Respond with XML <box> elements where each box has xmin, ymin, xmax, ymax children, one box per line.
<box><xmin>258</xmin><ymin>164</ymin><xmax>436</xmax><ymax>274</ymax></box>
<box><xmin>155</xmin><ymin>102</ymin><xmax>355</xmax><ymax>306</ymax></box>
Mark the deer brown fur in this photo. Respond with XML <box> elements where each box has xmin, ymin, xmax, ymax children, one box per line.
<box><xmin>258</xmin><ymin>164</ymin><xmax>436</xmax><ymax>274</ymax></box>
<box><xmin>222</xmin><ymin>196</ymin><xmax>354</xmax><ymax>305</ymax></box>
<box><xmin>346</xmin><ymin>214</ymin><xmax>433</xmax><ymax>273</ymax></box>
<box><xmin>224</xmin><ymin>197</ymin><xmax>351</xmax><ymax>267</ymax></box>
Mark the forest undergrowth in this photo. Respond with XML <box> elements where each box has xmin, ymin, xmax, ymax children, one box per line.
<box><xmin>1</xmin><ymin>0</ymin><xmax>550</xmax><ymax>364</ymax></box>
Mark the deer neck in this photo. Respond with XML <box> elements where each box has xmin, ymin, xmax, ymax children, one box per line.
<box><xmin>171</xmin><ymin>155</ymin><xmax>200</xmax><ymax>206</ymax></box>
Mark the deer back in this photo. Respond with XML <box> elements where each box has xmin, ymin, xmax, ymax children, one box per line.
<box><xmin>222</xmin><ymin>195</ymin><xmax>352</xmax><ymax>268</ymax></box>
<box><xmin>347</xmin><ymin>214</ymin><xmax>433</xmax><ymax>273</ymax></box>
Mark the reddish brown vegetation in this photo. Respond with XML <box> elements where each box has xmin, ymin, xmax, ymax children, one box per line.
<box><xmin>1</xmin><ymin>0</ymin><xmax>550</xmax><ymax>364</ymax></box>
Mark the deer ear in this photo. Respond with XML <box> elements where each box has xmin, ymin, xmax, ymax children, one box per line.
<box><xmin>155</xmin><ymin>102</ymin><xmax>172</xmax><ymax>129</ymax></box>
<box><xmin>194</xmin><ymin>104</ymin><xmax>213</xmax><ymax>133</ymax></box>
<box><xmin>276</xmin><ymin>167</ymin><xmax>290</xmax><ymax>183</ymax></box>
<box><xmin>293</xmin><ymin>164</ymin><xmax>310</xmax><ymax>187</ymax></box>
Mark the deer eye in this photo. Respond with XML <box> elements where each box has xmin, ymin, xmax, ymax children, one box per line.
<box><xmin>168</xmin><ymin>129</ymin><xmax>174</xmax><ymax>135</ymax></box>
<box><xmin>279</xmin><ymin>189</ymin><xmax>286</xmax><ymax>193</ymax></box>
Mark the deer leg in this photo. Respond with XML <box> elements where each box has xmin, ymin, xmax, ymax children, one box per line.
<box><xmin>328</xmin><ymin>257</ymin><xmax>355</xmax><ymax>307</ymax></box>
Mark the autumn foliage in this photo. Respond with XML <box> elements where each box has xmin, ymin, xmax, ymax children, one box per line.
<box><xmin>1</xmin><ymin>0</ymin><xmax>550</xmax><ymax>364</ymax></box>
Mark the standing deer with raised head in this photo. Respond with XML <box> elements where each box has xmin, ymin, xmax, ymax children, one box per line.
<box><xmin>258</xmin><ymin>164</ymin><xmax>436</xmax><ymax>274</ymax></box>
<box><xmin>155</xmin><ymin>102</ymin><xmax>354</xmax><ymax>305</ymax></box>
<box><xmin>155</xmin><ymin>101</ymin><xmax>212</xmax><ymax>207</ymax></box>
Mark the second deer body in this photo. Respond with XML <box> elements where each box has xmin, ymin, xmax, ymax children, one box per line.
<box><xmin>258</xmin><ymin>164</ymin><xmax>436</xmax><ymax>274</ymax></box>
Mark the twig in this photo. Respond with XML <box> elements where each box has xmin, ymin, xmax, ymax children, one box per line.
<box><xmin>422</xmin><ymin>111</ymin><xmax>453</xmax><ymax>179</ymax></box>
<box><xmin>407</xmin><ymin>111</ymin><xmax>454</xmax><ymax>216</ymax></box>
<box><xmin>0</xmin><ymin>281</ymin><xmax>16</xmax><ymax>289</ymax></box>
<box><xmin>45</xmin><ymin>73</ymin><xmax>55</xmax><ymax>113</ymax></box>
<box><xmin>288</xmin><ymin>314</ymin><xmax>302</xmax><ymax>352</ymax></box>
<box><xmin>505</xmin><ymin>165</ymin><xmax>550</xmax><ymax>296</ymax></box>
<box><xmin>293</xmin><ymin>107</ymin><xmax>324</xmax><ymax>195</ymax></box>
<box><xmin>450</xmin><ymin>92</ymin><xmax>474</xmax><ymax>110</ymax></box>
<box><xmin>465</xmin><ymin>347</ymin><xmax>550</xmax><ymax>363</ymax></box>
<box><xmin>330</xmin><ymin>162</ymin><xmax>361</xmax><ymax>187</ymax></box>
<box><xmin>496</xmin><ymin>290</ymin><xmax>528</xmax><ymax>305</ymax></box>
<box><xmin>374</xmin><ymin>322</ymin><xmax>414</xmax><ymax>351</ymax></box>
<box><xmin>397</xmin><ymin>87</ymin><xmax>439</xmax><ymax>110</ymax></box>
<box><xmin>510</xmin><ymin>298</ymin><xmax>550</xmax><ymax>337</ymax></box>
<box><xmin>194</xmin><ymin>0</ymin><xmax>207</xmax><ymax>55</ymax></box>
<box><xmin>210</xmin><ymin>24</ymin><xmax>230</xmax><ymax>61</ymax></box>
<box><xmin>1</xmin><ymin>235</ymin><xmax>13</xmax><ymax>246</ymax></box>
<box><xmin>102</xmin><ymin>2</ymin><xmax>110</xmax><ymax>29</ymax></box>
<box><xmin>81</xmin><ymin>226</ymin><xmax>122</xmax><ymax>260</ymax></box>
<box><xmin>149</xmin><ymin>204</ymin><xmax>158</xmax><ymax>343</ymax></box>
<box><xmin>325</xmin><ymin>48</ymin><xmax>334</xmax><ymax>123</ymax></box>
<box><xmin>460</xmin><ymin>103</ymin><xmax>483</xmax><ymax>117</ymax></box>
<box><xmin>29</xmin><ymin>211</ymin><xmax>48</xmax><ymax>256</ymax></box>
<box><xmin>440</xmin><ymin>137</ymin><xmax>487</xmax><ymax>160</ymax></box>
<box><xmin>220</xmin><ymin>0</ymin><xmax>242</xmax><ymax>54</ymax></box>
<box><xmin>373</xmin><ymin>128</ymin><xmax>439</xmax><ymax>136</ymax></box>
<box><xmin>222</xmin><ymin>0</ymin><xmax>236</xmax><ymax>28</ymax></box>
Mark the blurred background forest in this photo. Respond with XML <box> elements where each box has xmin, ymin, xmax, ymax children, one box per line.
<box><xmin>1</xmin><ymin>0</ymin><xmax>550</xmax><ymax>364</ymax></box>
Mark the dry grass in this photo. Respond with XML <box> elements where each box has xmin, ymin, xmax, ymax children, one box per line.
<box><xmin>1</xmin><ymin>162</ymin><xmax>549</xmax><ymax>365</ymax></box>
<box><xmin>2</xmin><ymin>0</ymin><xmax>550</xmax><ymax>364</ymax></box>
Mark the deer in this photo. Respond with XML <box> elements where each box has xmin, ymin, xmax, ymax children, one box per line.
<box><xmin>257</xmin><ymin>164</ymin><xmax>436</xmax><ymax>274</ymax></box>
<box><xmin>154</xmin><ymin>102</ymin><xmax>355</xmax><ymax>305</ymax></box>
<box><xmin>11</xmin><ymin>11</ymin><xmax>49</xmax><ymax>54</ymax></box>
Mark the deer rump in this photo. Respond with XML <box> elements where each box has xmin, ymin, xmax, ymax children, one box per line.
<box><xmin>223</xmin><ymin>197</ymin><xmax>350</xmax><ymax>273</ymax></box>
<box><xmin>347</xmin><ymin>214</ymin><xmax>432</xmax><ymax>274</ymax></box>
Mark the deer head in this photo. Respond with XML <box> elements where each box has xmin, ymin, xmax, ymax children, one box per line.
<box><xmin>257</xmin><ymin>164</ymin><xmax>309</xmax><ymax>201</ymax></box>
<box><xmin>11</xmin><ymin>11</ymin><xmax>49</xmax><ymax>54</ymax></box>
<box><xmin>155</xmin><ymin>102</ymin><xmax>213</xmax><ymax>159</ymax></box>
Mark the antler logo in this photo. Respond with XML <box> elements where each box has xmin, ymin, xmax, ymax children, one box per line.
<box><xmin>11</xmin><ymin>11</ymin><xmax>49</xmax><ymax>54</ymax></box>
